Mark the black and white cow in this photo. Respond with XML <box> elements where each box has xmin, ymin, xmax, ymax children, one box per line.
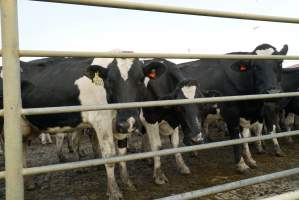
<box><xmin>0</xmin><ymin>56</ymin><xmax>167</xmax><ymax>200</ymax></box>
<box><xmin>140</xmin><ymin>59</ymin><xmax>207</xmax><ymax>184</ymax></box>
<box><xmin>178</xmin><ymin>44</ymin><xmax>288</xmax><ymax>174</ymax></box>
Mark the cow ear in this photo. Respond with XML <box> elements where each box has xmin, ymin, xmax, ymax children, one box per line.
<box><xmin>278</xmin><ymin>44</ymin><xmax>288</xmax><ymax>55</ymax></box>
<box><xmin>143</xmin><ymin>61</ymin><xmax>166</xmax><ymax>79</ymax></box>
<box><xmin>231</xmin><ymin>61</ymin><xmax>251</xmax><ymax>72</ymax></box>
<box><xmin>85</xmin><ymin>65</ymin><xmax>108</xmax><ymax>85</ymax></box>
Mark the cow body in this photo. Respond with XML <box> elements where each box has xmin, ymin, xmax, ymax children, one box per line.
<box><xmin>178</xmin><ymin>44</ymin><xmax>288</xmax><ymax>173</ymax></box>
<box><xmin>0</xmin><ymin>55</ymin><xmax>158</xmax><ymax>199</ymax></box>
<box><xmin>140</xmin><ymin>59</ymin><xmax>206</xmax><ymax>184</ymax></box>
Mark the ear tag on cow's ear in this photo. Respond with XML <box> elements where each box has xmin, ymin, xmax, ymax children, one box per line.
<box><xmin>239</xmin><ymin>64</ymin><xmax>247</xmax><ymax>72</ymax></box>
<box><xmin>147</xmin><ymin>68</ymin><xmax>157</xmax><ymax>79</ymax></box>
<box><xmin>93</xmin><ymin>72</ymin><xmax>103</xmax><ymax>86</ymax></box>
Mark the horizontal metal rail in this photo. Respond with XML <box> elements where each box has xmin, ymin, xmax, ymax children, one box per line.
<box><xmin>156</xmin><ymin>167</ymin><xmax>299</xmax><ymax>200</ymax></box>
<box><xmin>0</xmin><ymin>129</ymin><xmax>298</xmax><ymax>179</ymax></box>
<box><xmin>13</xmin><ymin>50</ymin><xmax>299</xmax><ymax>60</ymax></box>
<box><xmin>261</xmin><ymin>190</ymin><xmax>299</xmax><ymax>200</ymax></box>
<box><xmin>0</xmin><ymin>92</ymin><xmax>297</xmax><ymax>116</ymax></box>
<box><xmin>33</xmin><ymin>0</ymin><xmax>299</xmax><ymax>24</ymax></box>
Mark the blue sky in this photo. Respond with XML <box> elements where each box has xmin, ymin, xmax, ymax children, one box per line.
<box><xmin>1</xmin><ymin>0</ymin><xmax>299</xmax><ymax>66</ymax></box>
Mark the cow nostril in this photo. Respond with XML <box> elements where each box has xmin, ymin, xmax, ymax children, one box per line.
<box><xmin>117</xmin><ymin>122</ymin><xmax>130</xmax><ymax>132</ymax></box>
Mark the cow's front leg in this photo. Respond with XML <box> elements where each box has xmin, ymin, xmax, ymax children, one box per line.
<box><xmin>117</xmin><ymin>139</ymin><xmax>136</xmax><ymax>191</ymax></box>
<box><xmin>95</xmin><ymin>127</ymin><xmax>122</xmax><ymax>200</ymax></box>
<box><xmin>55</xmin><ymin>133</ymin><xmax>67</xmax><ymax>162</ymax></box>
<box><xmin>23</xmin><ymin>143</ymin><xmax>36</xmax><ymax>190</ymax></box>
<box><xmin>241</xmin><ymin>127</ymin><xmax>257</xmax><ymax>168</ymax></box>
<box><xmin>270</xmin><ymin>125</ymin><xmax>286</xmax><ymax>157</ymax></box>
<box><xmin>253</xmin><ymin>122</ymin><xmax>266</xmax><ymax>154</ymax></box>
<box><xmin>145</xmin><ymin>121</ymin><xmax>168</xmax><ymax>185</ymax></box>
<box><xmin>171</xmin><ymin>127</ymin><xmax>190</xmax><ymax>174</ymax></box>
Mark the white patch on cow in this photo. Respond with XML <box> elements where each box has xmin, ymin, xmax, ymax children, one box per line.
<box><xmin>91</xmin><ymin>58</ymin><xmax>114</xmax><ymax>68</ymax></box>
<box><xmin>159</xmin><ymin>120</ymin><xmax>175</xmax><ymax>136</ymax></box>
<box><xmin>144</xmin><ymin>77</ymin><xmax>150</xmax><ymax>87</ymax></box>
<box><xmin>255</xmin><ymin>48</ymin><xmax>275</xmax><ymax>55</ymax></box>
<box><xmin>182</xmin><ymin>85</ymin><xmax>196</xmax><ymax>99</ymax></box>
<box><xmin>127</xmin><ymin>117</ymin><xmax>136</xmax><ymax>133</ymax></box>
<box><xmin>116</xmin><ymin>58</ymin><xmax>134</xmax><ymax>81</ymax></box>
<box><xmin>0</xmin><ymin>69</ymin><xmax>3</xmax><ymax>79</ymax></box>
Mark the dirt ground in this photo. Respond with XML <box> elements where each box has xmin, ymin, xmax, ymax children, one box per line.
<box><xmin>0</xmin><ymin>130</ymin><xmax>299</xmax><ymax>200</ymax></box>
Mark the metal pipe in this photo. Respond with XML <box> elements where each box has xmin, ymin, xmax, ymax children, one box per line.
<box><xmin>17</xmin><ymin>50</ymin><xmax>299</xmax><ymax>60</ymax></box>
<box><xmin>261</xmin><ymin>190</ymin><xmax>299</xmax><ymax>200</ymax></box>
<box><xmin>0</xmin><ymin>92</ymin><xmax>295</xmax><ymax>116</ymax></box>
<box><xmin>21</xmin><ymin>130</ymin><xmax>299</xmax><ymax>176</ymax></box>
<box><xmin>32</xmin><ymin>0</ymin><xmax>299</xmax><ymax>24</ymax></box>
<box><xmin>156</xmin><ymin>167</ymin><xmax>299</xmax><ymax>200</ymax></box>
<box><xmin>1</xmin><ymin>0</ymin><xmax>24</xmax><ymax>199</ymax></box>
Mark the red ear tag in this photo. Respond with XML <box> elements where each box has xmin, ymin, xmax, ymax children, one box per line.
<box><xmin>148</xmin><ymin>69</ymin><xmax>157</xmax><ymax>79</ymax></box>
<box><xmin>240</xmin><ymin>65</ymin><xmax>247</xmax><ymax>72</ymax></box>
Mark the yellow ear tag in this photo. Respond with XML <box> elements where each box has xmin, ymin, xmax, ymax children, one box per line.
<box><xmin>93</xmin><ymin>72</ymin><xmax>103</xmax><ymax>86</ymax></box>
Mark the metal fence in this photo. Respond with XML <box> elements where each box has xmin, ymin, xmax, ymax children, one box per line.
<box><xmin>1</xmin><ymin>0</ymin><xmax>299</xmax><ymax>199</ymax></box>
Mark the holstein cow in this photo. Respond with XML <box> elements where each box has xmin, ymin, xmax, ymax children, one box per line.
<box><xmin>178</xmin><ymin>44</ymin><xmax>288</xmax><ymax>174</ymax></box>
<box><xmin>140</xmin><ymin>59</ymin><xmax>206</xmax><ymax>184</ymax></box>
<box><xmin>0</xmin><ymin>56</ymin><xmax>166</xmax><ymax>200</ymax></box>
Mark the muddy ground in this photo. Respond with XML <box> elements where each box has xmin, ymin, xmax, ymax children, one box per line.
<box><xmin>0</xmin><ymin>130</ymin><xmax>299</xmax><ymax>200</ymax></box>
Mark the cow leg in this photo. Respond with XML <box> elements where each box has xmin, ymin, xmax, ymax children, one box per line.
<box><xmin>45</xmin><ymin>133</ymin><xmax>52</xmax><ymax>144</ymax></box>
<box><xmin>94</xmin><ymin>124</ymin><xmax>122</xmax><ymax>200</ymax></box>
<box><xmin>171</xmin><ymin>127</ymin><xmax>190</xmax><ymax>174</ymax></box>
<box><xmin>70</xmin><ymin>131</ymin><xmax>85</xmax><ymax>160</ymax></box>
<box><xmin>271</xmin><ymin>125</ymin><xmax>286</xmax><ymax>157</ymax></box>
<box><xmin>241</xmin><ymin>127</ymin><xmax>257</xmax><ymax>168</ymax></box>
<box><xmin>55</xmin><ymin>133</ymin><xmax>67</xmax><ymax>162</ymax></box>
<box><xmin>23</xmin><ymin>143</ymin><xmax>35</xmax><ymax>190</ymax></box>
<box><xmin>39</xmin><ymin>133</ymin><xmax>47</xmax><ymax>145</ymax></box>
<box><xmin>145</xmin><ymin>122</ymin><xmax>168</xmax><ymax>185</ymax></box>
<box><xmin>117</xmin><ymin>139</ymin><xmax>136</xmax><ymax>191</ymax></box>
<box><xmin>285</xmin><ymin>113</ymin><xmax>295</xmax><ymax>143</ymax></box>
<box><xmin>254</xmin><ymin>122</ymin><xmax>265</xmax><ymax>154</ymax></box>
<box><xmin>226</xmin><ymin>118</ymin><xmax>250</xmax><ymax>174</ymax></box>
<box><xmin>89</xmin><ymin>129</ymin><xmax>100</xmax><ymax>158</ymax></box>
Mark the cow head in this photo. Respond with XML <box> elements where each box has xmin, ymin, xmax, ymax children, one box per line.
<box><xmin>231</xmin><ymin>44</ymin><xmax>288</xmax><ymax>95</ymax></box>
<box><xmin>85</xmin><ymin>57</ymin><xmax>166</xmax><ymax>133</ymax></box>
<box><xmin>144</xmin><ymin>59</ymin><xmax>205</xmax><ymax>145</ymax></box>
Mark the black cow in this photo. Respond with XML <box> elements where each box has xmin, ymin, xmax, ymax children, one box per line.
<box><xmin>140</xmin><ymin>59</ymin><xmax>206</xmax><ymax>184</ymax></box>
<box><xmin>178</xmin><ymin>44</ymin><xmax>288</xmax><ymax>174</ymax></box>
<box><xmin>0</xmin><ymin>56</ymin><xmax>167</xmax><ymax>200</ymax></box>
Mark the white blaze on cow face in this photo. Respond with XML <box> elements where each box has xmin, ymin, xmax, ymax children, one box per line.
<box><xmin>182</xmin><ymin>85</ymin><xmax>196</xmax><ymax>99</ymax></box>
<box><xmin>91</xmin><ymin>58</ymin><xmax>114</xmax><ymax>68</ymax></box>
<box><xmin>127</xmin><ymin>117</ymin><xmax>136</xmax><ymax>133</ymax></box>
<box><xmin>255</xmin><ymin>48</ymin><xmax>275</xmax><ymax>55</ymax></box>
<box><xmin>115</xmin><ymin>58</ymin><xmax>134</xmax><ymax>81</ymax></box>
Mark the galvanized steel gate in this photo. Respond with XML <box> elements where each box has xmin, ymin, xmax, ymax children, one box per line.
<box><xmin>1</xmin><ymin>1</ymin><xmax>299</xmax><ymax>199</ymax></box>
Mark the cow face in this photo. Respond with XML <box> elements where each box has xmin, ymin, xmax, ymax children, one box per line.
<box><xmin>231</xmin><ymin>44</ymin><xmax>288</xmax><ymax>94</ymax></box>
<box><xmin>173</xmin><ymin>80</ymin><xmax>205</xmax><ymax>144</ymax></box>
<box><xmin>253</xmin><ymin>44</ymin><xmax>288</xmax><ymax>94</ymax></box>
<box><xmin>86</xmin><ymin>58</ymin><xmax>166</xmax><ymax>133</ymax></box>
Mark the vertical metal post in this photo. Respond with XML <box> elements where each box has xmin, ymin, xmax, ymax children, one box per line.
<box><xmin>1</xmin><ymin>0</ymin><xmax>24</xmax><ymax>199</ymax></box>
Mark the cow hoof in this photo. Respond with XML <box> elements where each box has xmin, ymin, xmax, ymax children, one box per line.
<box><xmin>107</xmin><ymin>191</ymin><xmax>123</xmax><ymax>200</ymax></box>
<box><xmin>257</xmin><ymin>149</ymin><xmax>266</xmax><ymax>154</ymax></box>
<box><xmin>238</xmin><ymin>168</ymin><xmax>251</xmax><ymax>176</ymax></box>
<box><xmin>154</xmin><ymin>168</ymin><xmax>168</xmax><ymax>185</ymax></box>
<box><xmin>107</xmin><ymin>185</ymin><xmax>123</xmax><ymax>200</ymax></box>
<box><xmin>178</xmin><ymin>165</ymin><xmax>191</xmax><ymax>175</ymax></box>
<box><xmin>275</xmin><ymin>150</ymin><xmax>286</xmax><ymax>157</ymax></box>
<box><xmin>125</xmin><ymin>181</ymin><xmax>137</xmax><ymax>191</ymax></box>
<box><xmin>26</xmin><ymin>182</ymin><xmax>37</xmax><ymax>191</ymax></box>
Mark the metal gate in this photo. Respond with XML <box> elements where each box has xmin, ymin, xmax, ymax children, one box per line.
<box><xmin>1</xmin><ymin>1</ymin><xmax>299</xmax><ymax>199</ymax></box>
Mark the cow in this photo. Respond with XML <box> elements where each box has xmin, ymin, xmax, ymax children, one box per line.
<box><xmin>178</xmin><ymin>44</ymin><xmax>288</xmax><ymax>174</ymax></box>
<box><xmin>0</xmin><ymin>55</ymin><xmax>167</xmax><ymax>200</ymax></box>
<box><xmin>139</xmin><ymin>58</ymin><xmax>211</xmax><ymax>184</ymax></box>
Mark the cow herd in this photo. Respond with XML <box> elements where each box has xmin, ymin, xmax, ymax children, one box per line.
<box><xmin>0</xmin><ymin>44</ymin><xmax>298</xmax><ymax>200</ymax></box>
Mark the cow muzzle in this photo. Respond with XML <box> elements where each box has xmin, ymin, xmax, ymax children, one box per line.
<box><xmin>191</xmin><ymin>132</ymin><xmax>205</xmax><ymax>144</ymax></box>
<box><xmin>116</xmin><ymin>117</ymin><xmax>137</xmax><ymax>133</ymax></box>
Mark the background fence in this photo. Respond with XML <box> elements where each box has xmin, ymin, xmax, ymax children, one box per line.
<box><xmin>1</xmin><ymin>0</ymin><xmax>299</xmax><ymax>199</ymax></box>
